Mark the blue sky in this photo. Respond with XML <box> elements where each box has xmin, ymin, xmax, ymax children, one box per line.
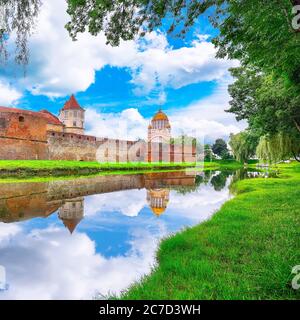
<box><xmin>0</xmin><ymin>178</ymin><xmax>232</xmax><ymax>299</ymax></box>
<box><xmin>0</xmin><ymin>0</ymin><xmax>245</xmax><ymax>142</ymax></box>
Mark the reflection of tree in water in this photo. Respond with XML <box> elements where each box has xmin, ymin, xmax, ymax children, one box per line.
<box><xmin>210</xmin><ymin>171</ymin><xmax>232</xmax><ymax>191</ymax></box>
<box><xmin>174</xmin><ymin>174</ymin><xmax>205</xmax><ymax>195</ymax></box>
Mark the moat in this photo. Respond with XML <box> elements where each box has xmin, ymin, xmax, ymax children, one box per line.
<box><xmin>0</xmin><ymin>169</ymin><xmax>258</xmax><ymax>299</ymax></box>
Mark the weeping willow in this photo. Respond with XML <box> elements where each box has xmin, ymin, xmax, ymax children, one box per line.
<box><xmin>256</xmin><ymin>133</ymin><xmax>300</xmax><ymax>163</ymax></box>
<box><xmin>0</xmin><ymin>0</ymin><xmax>42</xmax><ymax>65</ymax></box>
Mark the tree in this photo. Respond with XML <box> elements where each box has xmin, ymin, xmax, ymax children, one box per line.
<box><xmin>256</xmin><ymin>133</ymin><xmax>300</xmax><ymax>163</ymax></box>
<box><xmin>204</xmin><ymin>144</ymin><xmax>214</xmax><ymax>162</ymax></box>
<box><xmin>212</xmin><ymin>138</ymin><xmax>228</xmax><ymax>159</ymax></box>
<box><xmin>212</xmin><ymin>0</ymin><xmax>300</xmax><ymax>86</ymax></box>
<box><xmin>0</xmin><ymin>0</ymin><xmax>41</xmax><ymax>65</ymax></box>
<box><xmin>66</xmin><ymin>0</ymin><xmax>221</xmax><ymax>46</ymax></box>
<box><xmin>229</xmin><ymin>131</ymin><xmax>258</xmax><ymax>163</ymax></box>
<box><xmin>210</xmin><ymin>171</ymin><xmax>231</xmax><ymax>191</ymax></box>
<box><xmin>227</xmin><ymin>66</ymin><xmax>300</xmax><ymax>136</ymax></box>
<box><xmin>66</xmin><ymin>1</ymin><xmax>300</xmax><ymax>85</ymax></box>
<box><xmin>3</xmin><ymin>0</ymin><xmax>299</xmax><ymax>76</ymax></box>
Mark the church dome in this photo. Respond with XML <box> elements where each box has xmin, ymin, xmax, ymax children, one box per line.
<box><xmin>150</xmin><ymin>206</ymin><xmax>166</xmax><ymax>217</ymax></box>
<box><xmin>147</xmin><ymin>189</ymin><xmax>169</xmax><ymax>217</ymax></box>
<box><xmin>150</xmin><ymin>109</ymin><xmax>171</xmax><ymax>130</ymax></box>
<box><xmin>152</xmin><ymin>110</ymin><xmax>169</xmax><ymax>121</ymax></box>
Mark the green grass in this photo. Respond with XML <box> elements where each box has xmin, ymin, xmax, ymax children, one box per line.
<box><xmin>0</xmin><ymin>159</ymin><xmax>244</xmax><ymax>178</ymax></box>
<box><xmin>0</xmin><ymin>160</ymin><xmax>198</xmax><ymax>178</ymax></box>
<box><xmin>0</xmin><ymin>160</ymin><xmax>196</xmax><ymax>170</ymax></box>
<box><xmin>121</xmin><ymin>162</ymin><xmax>300</xmax><ymax>300</ymax></box>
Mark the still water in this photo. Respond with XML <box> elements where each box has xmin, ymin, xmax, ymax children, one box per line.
<box><xmin>0</xmin><ymin>169</ymin><xmax>257</xmax><ymax>299</ymax></box>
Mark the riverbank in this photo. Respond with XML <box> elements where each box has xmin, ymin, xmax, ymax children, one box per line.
<box><xmin>0</xmin><ymin>160</ymin><xmax>199</xmax><ymax>178</ymax></box>
<box><xmin>121</xmin><ymin>162</ymin><xmax>300</xmax><ymax>299</ymax></box>
<box><xmin>0</xmin><ymin>160</ymin><xmax>244</xmax><ymax>178</ymax></box>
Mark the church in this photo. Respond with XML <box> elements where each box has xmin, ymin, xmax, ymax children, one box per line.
<box><xmin>0</xmin><ymin>95</ymin><xmax>196</xmax><ymax>162</ymax></box>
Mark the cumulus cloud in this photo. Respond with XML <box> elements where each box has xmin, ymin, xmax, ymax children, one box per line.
<box><xmin>0</xmin><ymin>173</ymin><xmax>233</xmax><ymax>299</ymax></box>
<box><xmin>84</xmin><ymin>190</ymin><xmax>147</xmax><ymax>217</ymax></box>
<box><xmin>169</xmin><ymin>78</ymin><xmax>247</xmax><ymax>142</ymax></box>
<box><xmin>0</xmin><ymin>225</ymin><xmax>161</xmax><ymax>299</ymax></box>
<box><xmin>85</xmin><ymin>79</ymin><xmax>246</xmax><ymax>142</ymax></box>
<box><xmin>1</xmin><ymin>0</ymin><xmax>236</xmax><ymax>99</ymax></box>
<box><xmin>0</xmin><ymin>80</ymin><xmax>22</xmax><ymax>106</ymax></box>
<box><xmin>85</xmin><ymin>108</ymin><xmax>148</xmax><ymax>140</ymax></box>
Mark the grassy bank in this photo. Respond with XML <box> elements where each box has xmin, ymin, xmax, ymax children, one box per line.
<box><xmin>0</xmin><ymin>160</ymin><xmax>198</xmax><ymax>178</ymax></box>
<box><xmin>122</xmin><ymin>162</ymin><xmax>300</xmax><ymax>299</ymax></box>
<box><xmin>0</xmin><ymin>160</ymin><xmax>245</xmax><ymax>178</ymax></box>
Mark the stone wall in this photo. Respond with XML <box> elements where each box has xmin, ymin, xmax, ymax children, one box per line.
<box><xmin>47</xmin><ymin>131</ymin><xmax>98</xmax><ymax>161</ymax></box>
<box><xmin>0</xmin><ymin>108</ymin><xmax>197</xmax><ymax>162</ymax></box>
<box><xmin>0</xmin><ymin>110</ymin><xmax>48</xmax><ymax>160</ymax></box>
<box><xmin>96</xmin><ymin>138</ymin><xmax>147</xmax><ymax>162</ymax></box>
<box><xmin>147</xmin><ymin>142</ymin><xmax>196</xmax><ymax>163</ymax></box>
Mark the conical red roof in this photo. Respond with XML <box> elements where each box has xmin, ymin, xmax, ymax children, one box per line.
<box><xmin>62</xmin><ymin>95</ymin><xmax>83</xmax><ymax>110</ymax></box>
<box><xmin>62</xmin><ymin>218</ymin><xmax>82</xmax><ymax>234</ymax></box>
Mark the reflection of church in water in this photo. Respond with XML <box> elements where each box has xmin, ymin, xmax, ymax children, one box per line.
<box><xmin>57</xmin><ymin>188</ymin><xmax>170</xmax><ymax>234</ymax></box>
<box><xmin>0</xmin><ymin>171</ymin><xmax>196</xmax><ymax>235</ymax></box>
<box><xmin>58</xmin><ymin>197</ymin><xmax>84</xmax><ymax>234</ymax></box>
<box><xmin>147</xmin><ymin>189</ymin><xmax>170</xmax><ymax>217</ymax></box>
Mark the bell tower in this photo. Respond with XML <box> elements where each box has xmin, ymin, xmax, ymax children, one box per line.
<box><xmin>59</xmin><ymin>94</ymin><xmax>85</xmax><ymax>135</ymax></box>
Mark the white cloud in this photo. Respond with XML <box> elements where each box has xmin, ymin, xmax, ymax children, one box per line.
<box><xmin>85</xmin><ymin>108</ymin><xmax>148</xmax><ymax>140</ymax></box>
<box><xmin>0</xmin><ymin>173</ymin><xmax>233</xmax><ymax>299</ymax></box>
<box><xmin>84</xmin><ymin>190</ymin><xmax>147</xmax><ymax>217</ymax></box>
<box><xmin>2</xmin><ymin>0</ymin><xmax>236</xmax><ymax>99</ymax></box>
<box><xmin>0</xmin><ymin>80</ymin><xmax>22</xmax><ymax>106</ymax></box>
<box><xmin>169</xmin><ymin>78</ymin><xmax>247</xmax><ymax>142</ymax></box>
<box><xmin>85</xmin><ymin>79</ymin><xmax>246</xmax><ymax>142</ymax></box>
<box><xmin>0</xmin><ymin>225</ymin><xmax>162</xmax><ymax>299</ymax></box>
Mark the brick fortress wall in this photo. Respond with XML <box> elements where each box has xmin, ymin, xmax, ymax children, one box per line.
<box><xmin>0</xmin><ymin>109</ymin><xmax>48</xmax><ymax>160</ymax></box>
<box><xmin>0</xmin><ymin>108</ymin><xmax>196</xmax><ymax>162</ymax></box>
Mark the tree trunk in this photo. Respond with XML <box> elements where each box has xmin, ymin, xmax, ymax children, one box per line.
<box><xmin>292</xmin><ymin>150</ymin><xmax>300</xmax><ymax>162</ymax></box>
<box><xmin>294</xmin><ymin>119</ymin><xmax>300</xmax><ymax>132</ymax></box>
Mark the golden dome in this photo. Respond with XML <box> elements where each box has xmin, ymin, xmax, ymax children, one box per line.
<box><xmin>151</xmin><ymin>207</ymin><xmax>166</xmax><ymax>216</ymax></box>
<box><xmin>152</xmin><ymin>110</ymin><xmax>169</xmax><ymax>121</ymax></box>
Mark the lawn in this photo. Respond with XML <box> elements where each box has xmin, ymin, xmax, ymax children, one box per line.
<box><xmin>0</xmin><ymin>160</ymin><xmax>198</xmax><ymax>177</ymax></box>
<box><xmin>0</xmin><ymin>159</ymin><xmax>244</xmax><ymax>177</ymax></box>
<box><xmin>121</xmin><ymin>162</ymin><xmax>300</xmax><ymax>299</ymax></box>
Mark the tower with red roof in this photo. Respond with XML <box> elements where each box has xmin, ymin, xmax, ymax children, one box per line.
<box><xmin>58</xmin><ymin>95</ymin><xmax>85</xmax><ymax>135</ymax></box>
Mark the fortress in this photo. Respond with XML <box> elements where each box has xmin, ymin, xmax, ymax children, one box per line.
<box><xmin>0</xmin><ymin>95</ymin><xmax>196</xmax><ymax>162</ymax></box>
<box><xmin>0</xmin><ymin>171</ymin><xmax>197</xmax><ymax>233</ymax></box>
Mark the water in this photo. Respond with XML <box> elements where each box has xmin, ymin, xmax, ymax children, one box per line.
<box><xmin>0</xmin><ymin>169</ymin><xmax>259</xmax><ymax>299</ymax></box>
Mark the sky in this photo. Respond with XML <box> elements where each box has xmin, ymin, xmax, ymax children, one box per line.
<box><xmin>0</xmin><ymin>0</ymin><xmax>246</xmax><ymax>143</ymax></box>
<box><xmin>0</xmin><ymin>173</ymin><xmax>232</xmax><ymax>299</ymax></box>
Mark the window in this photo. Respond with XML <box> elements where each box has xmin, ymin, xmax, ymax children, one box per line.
<box><xmin>74</xmin><ymin>111</ymin><xmax>77</xmax><ymax>117</ymax></box>
<box><xmin>73</xmin><ymin>121</ymin><xmax>76</xmax><ymax>126</ymax></box>
<box><xmin>0</xmin><ymin>118</ymin><xmax>6</xmax><ymax>129</ymax></box>
<box><xmin>19</xmin><ymin>116</ymin><xmax>25</xmax><ymax>122</ymax></box>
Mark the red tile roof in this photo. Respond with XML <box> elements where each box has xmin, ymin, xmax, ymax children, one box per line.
<box><xmin>39</xmin><ymin>110</ymin><xmax>63</xmax><ymax>125</ymax></box>
<box><xmin>0</xmin><ymin>106</ymin><xmax>63</xmax><ymax>126</ymax></box>
<box><xmin>0</xmin><ymin>106</ymin><xmax>44</xmax><ymax>117</ymax></box>
<box><xmin>62</xmin><ymin>95</ymin><xmax>83</xmax><ymax>110</ymax></box>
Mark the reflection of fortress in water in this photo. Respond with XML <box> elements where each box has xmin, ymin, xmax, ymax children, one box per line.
<box><xmin>0</xmin><ymin>172</ymin><xmax>196</xmax><ymax>234</ymax></box>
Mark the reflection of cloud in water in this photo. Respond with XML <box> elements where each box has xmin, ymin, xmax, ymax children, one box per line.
<box><xmin>169</xmin><ymin>179</ymin><xmax>232</xmax><ymax>221</ymax></box>
<box><xmin>0</xmin><ymin>224</ymin><xmax>164</xmax><ymax>299</ymax></box>
<box><xmin>0</xmin><ymin>173</ymin><xmax>234</xmax><ymax>299</ymax></box>
<box><xmin>84</xmin><ymin>189</ymin><xmax>147</xmax><ymax>217</ymax></box>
